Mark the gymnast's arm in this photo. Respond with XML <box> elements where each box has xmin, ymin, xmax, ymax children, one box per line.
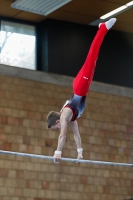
<box><xmin>56</xmin><ymin>116</ymin><xmax>68</xmax><ymax>151</ymax></box>
<box><xmin>69</xmin><ymin>120</ymin><xmax>83</xmax><ymax>159</ymax></box>
<box><xmin>69</xmin><ymin>120</ymin><xmax>81</xmax><ymax>148</ymax></box>
<box><xmin>53</xmin><ymin>107</ymin><xmax>72</xmax><ymax>162</ymax></box>
<box><xmin>57</xmin><ymin>108</ymin><xmax>73</xmax><ymax>151</ymax></box>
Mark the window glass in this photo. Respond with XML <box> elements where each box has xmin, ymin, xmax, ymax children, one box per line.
<box><xmin>0</xmin><ymin>21</ymin><xmax>36</xmax><ymax>70</ymax></box>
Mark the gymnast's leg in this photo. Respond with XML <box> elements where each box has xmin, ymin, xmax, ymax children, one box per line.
<box><xmin>73</xmin><ymin>18</ymin><xmax>116</xmax><ymax>96</ymax></box>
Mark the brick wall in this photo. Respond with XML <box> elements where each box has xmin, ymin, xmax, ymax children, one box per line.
<box><xmin>0</xmin><ymin>69</ymin><xmax>133</xmax><ymax>200</ymax></box>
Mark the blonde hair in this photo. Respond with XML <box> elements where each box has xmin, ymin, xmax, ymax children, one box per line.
<box><xmin>46</xmin><ymin>111</ymin><xmax>60</xmax><ymax>128</ymax></box>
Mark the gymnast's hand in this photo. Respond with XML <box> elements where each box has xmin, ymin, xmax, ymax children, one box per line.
<box><xmin>53</xmin><ymin>150</ymin><xmax>62</xmax><ymax>163</ymax></box>
<box><xmin>76</xmin><ymin>148</ymin><xmax>83</xmax><ymax>163</ymax></box>
<box><xmin>77</xmin><ymin>151</ymin><xmax>83</xmax><ymax>160</ymax></box>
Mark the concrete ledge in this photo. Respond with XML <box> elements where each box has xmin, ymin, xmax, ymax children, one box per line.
<box><xmin>0</xmin><ymin>64</ymin><xmax>133</xmax><ymax>98</ymax></box>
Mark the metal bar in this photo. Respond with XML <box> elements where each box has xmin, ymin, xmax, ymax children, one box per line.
<box><xmin>0</xmin><ymin>150</ymin><xmax>133</xmax><ymax>167</ymax></box>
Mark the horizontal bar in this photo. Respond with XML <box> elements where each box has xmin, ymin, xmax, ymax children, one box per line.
<box><xmin>0</xmin><ymin>150</ymin><xmax>133</xmax><ymax>167</ymax></box>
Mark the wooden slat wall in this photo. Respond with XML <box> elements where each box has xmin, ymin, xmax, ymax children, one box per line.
<box><xmin>0</xmin><ymin>0</ymin><xmax>133</xmax><ymax>33</ymax></box>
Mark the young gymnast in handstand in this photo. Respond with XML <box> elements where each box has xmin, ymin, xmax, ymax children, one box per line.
<box><xmin>46</xmin><ymin>18</ymin><xmax>117</xmax><ymax>163</ymax></box>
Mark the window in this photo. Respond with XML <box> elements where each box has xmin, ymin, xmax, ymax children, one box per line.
<box><xmin>0</xmin><ymin>21</ymin><xmax>36</xmax><ymax>70</ymax></box>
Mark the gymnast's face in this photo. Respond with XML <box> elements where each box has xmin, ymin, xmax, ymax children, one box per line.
<box><xmin>51</xmin><ymin>120</ymin><xmax>61</xmax><ymax>130</ymax></box>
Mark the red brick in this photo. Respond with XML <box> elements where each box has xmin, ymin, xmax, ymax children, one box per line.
<box><xmin>7</xmin><ymin>116</ymin><xmax>16</xmax><ymax>126</ymax></box>
<box><xmin>30</xmin><ymin>120</ymin><xmax>38</xmax><ymax>128</ymax></box>
<box><xmin>131</xmin><ymin>180</ymin><xmax>133</xmax><ymax>187</ymax></box>
<box><xmin>103</xmin><ymin>186</ymin><xmax>110</xmax><ymax>194</ymax></box>
<box><xmin>16</xmin><ymin>170</ymin><xmax>24</xmax><ymax>178</ymax></box>
<box><xmin>45</xmin><ymin>139</ymin><xmax>52</xmax><ymax>147</ymax></box>
<box><xmin>27</xmin><ymin>145</ymin><xmax>34</xmax><ymax>153</ymax></box>
<box><xmin>23</xmin><ymin>136</ymin><xmax>31</xmax><ymax>145</ymax></box>
<box><xmin>42</xmin><ymin>181</ymin><xmax>49</xmax><ymax>189</ymax></box>
<box><xmin>0</xmin><ymin>134</ymin><xmax>7</xmax><ymax>141</ymax></box>
<box><xmin>0</xmin><ymin>125</ymin><xmax>4</xmax><ymax>133</ymax></box>
<box><xmin>15</xmin><ymin>188</ymin><xmax>23</xmax><ymax>196</ymax></box>
<box><xmin>0</xmin><ymin>142</ymin><xmax>4</xmax><ymax>149</ymax></box>
<box><xmin>41</xmin><ymin>113</ymin><xmax>47</xmax><ymax>121</ymax></box>
<box><xmin>26</xmin><ymin>180</ymin><xmax>34</xmax><ymax>188</ymax></box>
<box><xmin>0</xmin><ymin>107</ymin><xmax>4</xmax><ymax>115</ymax></box>
<box><xmin>127</xmin><ymin>125</ymin><xmax>133</xmax><ymax>133</ymax></box>
<box><xmin>8</xmin><ymin>117</ymin><xmax>23</xmax><ymax>126</ymax></box>
<box><xmin>34</xmin><ymin>199</ymin><xmax>49</xmax><ymax>200</ymax></box>
<box><xmin>108</xmin><ymin>154</ymin><xmax>115</xmax><ymax>161</ymax></box>
<box><xmin>80</xmin><ymin>176</ymin><xmax>87</xmax><ymax>184</ymax></box>
<box><xmin>4</xmin><ymin>142</ymin><xmax>12</xmax><ymax>151</ymax></box>
<box><xmin>1</xmin><ymin>116</ymin><xmax>8</xmax><ymax>124</ymax></box>
<box><xmin>0</xmin><ymin>169</ymin><xmax>8</xmax><ymax>177</ymax></box>
<box><xmin>16</xmin><ymin>118</ymin><xmax>23</xmax><ymax>126</ymax></box>
<box><xmin>0</xmin><ymin>90</ymin><xmax>4</xmax><ymax>98</ymax></box>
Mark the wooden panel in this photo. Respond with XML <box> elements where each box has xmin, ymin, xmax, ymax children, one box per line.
<box><xmin>114</xmin><ymin>22</ymin><xmax>133</xmax><ymax>33</ymax></box>
<box><xmin>0</xmin><ymin>0</ymin><xmax>20</xmax><ymax>16</ymax></box>
<box><xmin>0</xmin><ymin>0</ymin><xmax>133</xmax><ymax>33</ymax></box>
<box><xmin>2</xmin><ymin>0</ymin><xmax>14</xmax><ymax>1</ymax></box>
<box><xmin>116</xmin><ymin>8</ymin><xmax>133</xmax><ymax>22</ymax></box>
<box><xmin>14</xmin><ymin>11</ymin><xmax>46</xmax><ymax>22</ymax></box>
<box><xmin>101</xmin><ymin>0</ymin><xmax>130</xmax><ymax>5</ymax></box>
<box><xmin>49</xmin><ymin>0</ymin><xmax>131</xmax><ymax>26</ymax></box>
<box><xmin>113</xmin><ymin>9</ymin><xmax>133</xmax><ymax>33</ymax></box>
<box><xmin>58</xmin><ymin>0</ymin><xmax>118</xmax><ymax>16</ymax></box>
<box><xmin>114</xmin><ymin>19</ymin><xmax>133</xmax><ymax>33</ymax></box>
<box><xmin>49</xmin><ymin>11</ymin><xmax>95</xmax><ymax>25</ymax></box>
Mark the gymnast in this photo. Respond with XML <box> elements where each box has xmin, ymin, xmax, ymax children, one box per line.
<box><xmin>46</xmin><ymin>18</ymin><xmax>117</xmax><ymax>163</ymax></box>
